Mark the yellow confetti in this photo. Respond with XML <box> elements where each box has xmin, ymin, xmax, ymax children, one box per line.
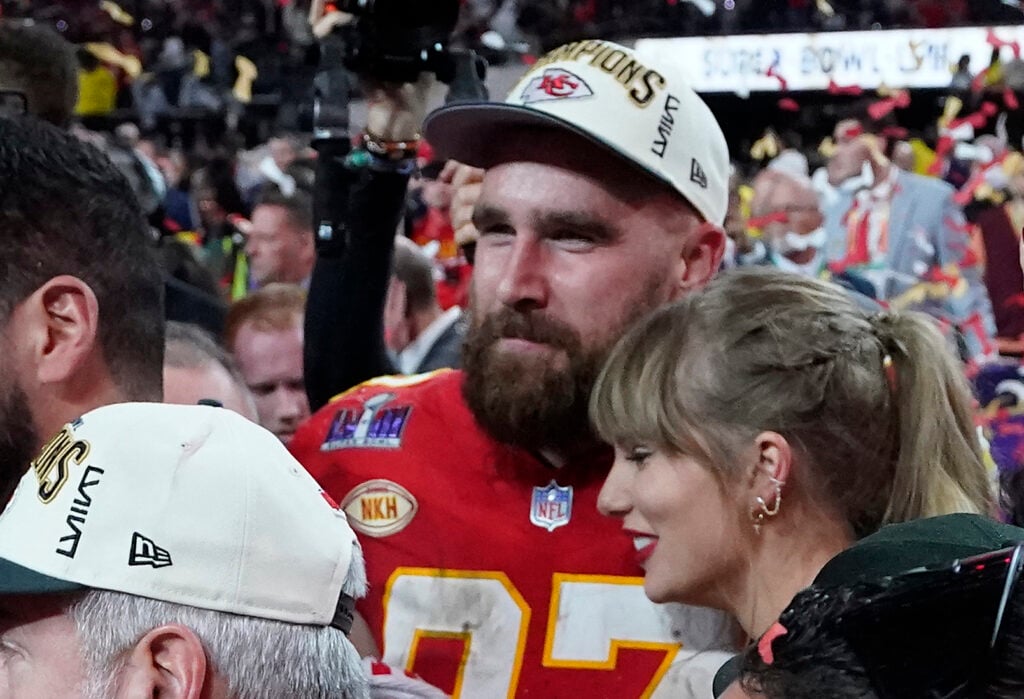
<box><xmin>815</xmin><ymin>0</ymin><xmax>835</xmax><ymax>17</ymax></box>
<box><xmin>938</xmin><ymin>96</ymin><xmax>963</xmax><ymax>130</ymax></box>
<box><xmin>84</xmin><ymin>42</ymin><xmax>142</xmax><ymax>78</ymax></box>
<box><xmin>99</xmin><ymin>0</ymin><xmax>134</xmax><ymax>26</ymax></box>
<box><xmin>908</xmin><ymin>138</ymin><xmax>937</xmax><ymax>176</ymax></box>
<box><xmin>233</xmin><ymin>56</ymin><xmax>258</xmax><ymax>104</ymax></box>
<box><xmin>750</xmin><ymin>131</ymin><xmax>781</xmax><ymax>161</ymax></box>
<box><xmin>818</xmin><ymin>136</ymin><xmax>837</xmax><ymax>158</ymax></box>
<box><xmin>193</xmin><ymin>50</ymin><xmax>210</xmax><ymax>79</ymax></box>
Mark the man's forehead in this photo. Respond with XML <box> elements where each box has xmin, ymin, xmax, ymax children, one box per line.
<box><xmin>479</xmin><ymin>132</ymin><xmax>688</xmax><ymax>211</ymax></box>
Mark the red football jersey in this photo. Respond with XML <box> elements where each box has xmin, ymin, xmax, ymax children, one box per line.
<box><xmin>291</xmin><ymin>370</ymin><xmax>732</xmax><ymax>698</ymax></box>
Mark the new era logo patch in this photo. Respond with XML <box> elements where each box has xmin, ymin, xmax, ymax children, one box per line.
<box><xmin>520</xmin><ymin>68</ymin><xmax>594</xmax><ymax>104</ymax></box>
<box><xmin>690</xmin><ymin>159</ymin><xmax>708</xmax><ymax>189</ymax></box>
<box><xmin>129</xmin><ymin>532</ymin><xmax>172</xmax><ymax>568</ymax></box>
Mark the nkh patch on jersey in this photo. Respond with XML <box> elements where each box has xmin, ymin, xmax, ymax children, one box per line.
<box><xmin>519</xmin><ymin>68</ymin><xmax>594</xmax><ymax>104</ymax></box>
<box><xmin>321</xmin><ymin>393</ymin><xmax>412</xmax><ymax>451</ymax></box>
<box><xmin>530</xmin><ymin>480</ymin><xmax>573</xmax><ymax>531</ymax></box>
<box><xmin>341</xmin><ymin>479</ymin><xmax>418</xmax><ymax>538</ymax></box>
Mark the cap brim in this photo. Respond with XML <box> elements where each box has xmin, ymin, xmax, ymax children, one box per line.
<box><xmin>424</xmin><ymin>102</ymin><xmax>678</xmax><ymax>193</ymax></box>
<box><xmin>0</xmin><ymin>558</ymin><xmax>85</xmax><ymax>594</ymax></box>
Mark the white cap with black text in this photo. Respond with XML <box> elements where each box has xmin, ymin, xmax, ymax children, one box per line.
<box><xmin>425</xmin><ymin>39</ymin><xmax>730</xmax><ymax>225</ymax></box>
<box><xmin>0</xmin><ymin>402</ymin><xmax>359</xmax><ymax>633</ymax></box>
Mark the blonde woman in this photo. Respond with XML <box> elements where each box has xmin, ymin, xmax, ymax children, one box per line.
<box><xmin>590</xmin><ymin>267</ymin><xmax>992</xmax><ymax>645</ymax></box>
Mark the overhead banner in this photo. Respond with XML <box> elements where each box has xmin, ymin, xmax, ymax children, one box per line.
<box><xmin>635</xmin><ymin>26</ymin><xmax>1023</xmax><ymax>94</ymax></box>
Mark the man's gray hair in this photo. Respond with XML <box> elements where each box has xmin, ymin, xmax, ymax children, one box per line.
<box><xmin>67</xmin><ymin>542</ymin><xmax>369</xmax><ymax>698</ymax></box>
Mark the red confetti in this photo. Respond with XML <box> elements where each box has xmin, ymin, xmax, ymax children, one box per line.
<box><xmin>748</xmin><ymin>212</ymin><xmax>789</xmax><ymax>229</ymax></box>
<box><xmin>880</xmin><ymin>125</ymin><xmax>908</xmax><ymax>140</ymax></box>
<box><xmin>1006</xmin><ymin>87</ymin><xmax>1020</xmax><ymax>111</ymax></box>
<box><xmin>924</xmin><ymin>266</ymin><xmax>960</xmax><ymax>287</ymax></box>
<box><xmin>765</xmin><ymin>64</ymin><xmax>788</xmax><ymax>91</ymax></box>
<box><xmin>944</xmin><ymin>216</ymin><xmax>974</xmax><ymax>237</ymax></box>
<box><xmin>987</xmin><ymin>28</ymin><xmax>1022</xmax><ymax>59</ymax></box>
<box><xmin>839</xmin><ymin>123</ymin><xmax>864</xmax><ymax>140</ymax></box>
<box><xmin>929</xmin><ymin>136</ymin><xmax>955</xmax><ymax>175</ymax></box>
<box><xmin>867</xmin><ymin>90</ymin><xmax>910</xmax><ymax>121</ymax></box>
<box><xmin>1004</xmin><ymin>293</ymin><xmax>1024</xmax><ymax>310</ymax></box>
<box><xmin>949</xmin><ymin>102</ymin><xmax>999</xmax><ymax>131</ymax></box>
<box><xmin>954</xmin><ymin>181</ymin><xmax>979</xmax><ymax>206</ymax></box>
<box><xmin>971</xmin><ymin>68</ymin><xmax>991</xmax><ymax>93</ymax></box>
<box><xmin>778</xmin><ymin>97</ymin><xmax>800</xmax><ymax>112</ymax></box>
<box><xmin>962</xmin><ymin>312</ymin><xmax>995</xmax><ymax>358</ymax></box>
<box><xmin>828</xmin><ymin>79</ymin><xmax>863</xmax><ymax>96</ymax></box>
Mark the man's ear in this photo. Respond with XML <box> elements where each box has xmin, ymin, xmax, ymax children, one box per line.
<box><xmin>115</xmin><ymin>624</ymin><xmax>208</xmax><ymax>699</ymax></box>
<box><xmin>677</xmin><ymin>222</ymin><xmax>726</xmax><ymax>294</ymax></box>
<box><xmin>19</xmin><ymin>276</ymin><xmax>100</xmax><ymax>385</ymax></box>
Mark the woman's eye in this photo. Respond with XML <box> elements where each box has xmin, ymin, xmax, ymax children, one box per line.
<box><xmin>624</xmin><ymin>447</ymin><xmax>653</xmax><ymax>467</ymax></box>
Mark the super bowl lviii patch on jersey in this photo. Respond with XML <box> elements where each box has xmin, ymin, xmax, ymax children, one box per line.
<box><xmin>341</xmin><ymin>479</ymin><xmax>418</xmax><ymax>538</ymax></box>
<box><xmin>530</xmin><ymin>480</ymin><xmax>573</xmax><ymax>532</ymax></box>
<box><xmin>321</xmin><ymin>393</ymin><xmax>412</xmax><ymax>451</ymax></box>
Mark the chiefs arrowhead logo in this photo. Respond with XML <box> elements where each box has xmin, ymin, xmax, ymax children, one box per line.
<box><xmin>519</xmin><ymin>68</ymin><xmax>594</xmax><ymax>104</ymax></box>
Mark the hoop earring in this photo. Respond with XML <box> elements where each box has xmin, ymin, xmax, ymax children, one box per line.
<box><xmin>751</xmin><ymin>476</ymin><xmax>784</xmax><ymax>535</ymax></box>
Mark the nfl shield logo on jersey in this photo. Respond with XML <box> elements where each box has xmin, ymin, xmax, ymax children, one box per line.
<box><xmin>530</xmin><ymin>480</ymin><xmax>573</xmax><ymax>532</ymax></box>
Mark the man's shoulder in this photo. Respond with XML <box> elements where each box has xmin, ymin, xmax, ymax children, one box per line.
<box><xmin>290</xmin><ymin>369</ymin><xmax>466</xmax><ymax>458</ymax></box>
<box><xmin>896</xmin><ymin>169</ymin><xmax>955</xmax><ymax>199</ymax></box>
<box><xmin>327</xmin><ymin>368</ymin><xmax>462</xmax><ymax>408</ymax></box>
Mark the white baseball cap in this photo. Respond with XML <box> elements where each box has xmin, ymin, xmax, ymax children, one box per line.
<box><xmin>424</xmin><ymin>39</ymin><xmax>730</xmax><ymax>225</ymax></box>
<box><xmin>0</xmin><ymin>403</ymin><xmax>358</xmax><ymax>633</ymax></box>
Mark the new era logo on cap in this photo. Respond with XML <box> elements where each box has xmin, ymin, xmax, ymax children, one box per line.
<box><xmin>520</xmin><ymin>68</ymin><xmax>594</xmax><ymax>104</ymax></box>
<box><xmin>690</xmin><ymin>159</ymin><xmax>708</xmax><ymax>189</ymax></box>
<box><xmin>129</xmin><ymin>532</ymin><xmax>172</xmax><ymax>568</ymax></box>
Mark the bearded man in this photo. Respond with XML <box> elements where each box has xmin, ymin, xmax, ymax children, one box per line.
<box><xmin>291</xmin><ymin>40</ymin><xmax>736</xmax><ymax>697</ymax></box>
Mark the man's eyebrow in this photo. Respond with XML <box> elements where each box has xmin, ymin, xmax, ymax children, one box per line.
<box><xmin>471</xmin><ymin>204</ymin><xmax>508</xmax><ymax>230</ymax></box>
<box><xmin>534</xmin><ymin>210</ymin><xmax>619</xmax><ymax>243</ymax></box>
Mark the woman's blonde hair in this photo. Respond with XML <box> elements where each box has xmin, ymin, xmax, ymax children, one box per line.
<box><xmin>590</xmin><ymin>267</ymin><xmax>991</xmax><ymax>537</ymax></box>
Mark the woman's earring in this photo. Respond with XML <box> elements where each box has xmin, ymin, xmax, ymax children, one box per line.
<box><xmin>751</xmin><ymin>476</ymin><xmax>784</xmax><ymax>534</ymax></box>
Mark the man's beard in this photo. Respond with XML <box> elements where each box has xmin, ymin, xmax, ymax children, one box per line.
<box><xmin>0</xmin><ymin>376</ymin><xmax>37</xmax><ymax>507</ymax></box>
<box><xmin>459</xmin><ymin>285</ymin><xmax>669</xmax><ymax>454</ymax></box>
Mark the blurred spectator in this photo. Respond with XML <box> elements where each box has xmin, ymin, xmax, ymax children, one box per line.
<box><xmin>384</xmin><ymin>237</ymin><xmax>465</xmax><ymax>374</ymax></box>
<box><xmin>163</xmin><ymin>320</ymin><xmax>259</xmax><ymax>421</ymax></box>
<box><xmin>236</xmin><ymin>133</ymin><xmax>309</xmax><ymax>203</ymax></box>
<box><xmin>950</xmin><ymin>54</ymin><xmax>974</xmax><ymax>92</ymax></box>
<box><xmin>745</xmin><ymin>169</ymin><xmax>827</xmax><ymax>276</ymax></box>
<box><xmin>156</xmin><ymin>236</ymin><xmax>228</xmax><ymax>336</ymax></box>
<box><xmin>961</xmin><ymin>146</ymin><xmax>1024</xmax><ymax>354</ymax></box>
<box><xmin>246</xmin><ymin>186</ymin><xmax>315</xmax><ymax>289</ymax></box>
<box><xmin>151</xmin><ymin>144</ymin><xmax>196</xmax><ymax>231</ymax></box>
<box><xmin>74</xmin><ymin>47</ymin><xmax>117</xmax><ymax>117</ymax></box>
<box><xmin>0</xmin><ymin>20</ymin><xmax>78</xmax><ymax>124</ymax></box>
<box><xmin>822</xmin><ymin>109</ymin><xmax>997</xmax><ymax>361</ymax></box>
<box><xmin>190</xmin><ymin>157</ymin><xmax>249</xmax><ymax>288</ymax></box>
<box><xmin>225</xmin><ymin>283</ymin><xmax>310</xmax><ymax>443</ymax></box>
